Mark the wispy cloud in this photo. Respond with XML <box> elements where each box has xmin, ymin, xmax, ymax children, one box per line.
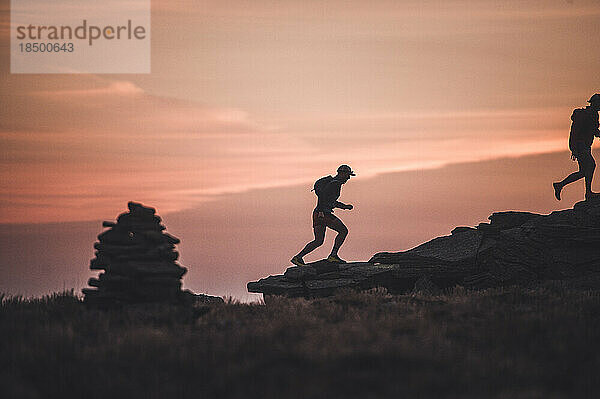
<box><xmin>31</xmin><ymin>80</ymin><xmax>145</xmax><ymax>97</ymax></box>
<box><xmin>0</xmin><ymin>76</ymin><xmax>575</xmax><ymax>223</ymax></box>
<box><xmin>2</xmin><ymin>0</ymin><xmax>597</xmax><ymax>223</ymax></box>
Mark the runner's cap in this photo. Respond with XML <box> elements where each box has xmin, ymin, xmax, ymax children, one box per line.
<box><xmin>337</xmin><ymin>164</ymin><xmax>356</xmax><ymax>176</ymax></box>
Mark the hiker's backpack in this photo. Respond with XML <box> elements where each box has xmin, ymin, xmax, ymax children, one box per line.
<box><xmin>311</xmin><ymin>175</ymin><xmax>334</xmax><ymax>196</ymax></box>
<box><xmin>569</xmin><ymin>108</ymin><xmax>598</xmax><ymax>151</ymax></box>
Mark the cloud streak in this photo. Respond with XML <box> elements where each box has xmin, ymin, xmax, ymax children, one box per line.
<box><xmin>1</xmin><ymin>0</ymin><xmax>598</xmax><ymax>223</ymax></box>
<box><xmin>0</xmin><ymin>75</ymin><xmax>577</xmax><ymax>223</ymax></box>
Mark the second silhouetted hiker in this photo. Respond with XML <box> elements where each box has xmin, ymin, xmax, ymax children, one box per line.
<box><xmin>553</xmin><ymin>93</ymin><xmax>600</xmax><ymax>201</ymax></box>
<box><xmin>291</xmin><ymin>164</ymin><xmax>355</xmax><ymax>266</ymax></box>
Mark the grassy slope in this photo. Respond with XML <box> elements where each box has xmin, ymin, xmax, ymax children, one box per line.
<box><xmin>1</xmin><ymin>284</ymin><xmax>599</xmax><ymax>399</ymax></box>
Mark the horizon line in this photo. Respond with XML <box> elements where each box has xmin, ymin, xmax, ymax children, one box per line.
<box><xmin>0</xmin><ymin>147</ymin><xmax>579</xmax><ymax>227</ymax></box>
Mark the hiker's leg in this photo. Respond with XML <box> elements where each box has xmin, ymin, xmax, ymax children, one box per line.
<box><xmin>559</xmin><ymin>168</ymin><xmax>584</xmax><ymax>187</ymax></box>
<box><xmin>583</xmin><ymin>154</ymin><xmax>596</xmax><ymax>195</ymax></box>
<box><xmin>297</xmin><ymin>225</ymin><xmax>326</xmax><ymax>258</ymax></box>
<box><xmin>327</xmin><ymin>216</ymin><xmax>348</xmax><ymax>256</ymax></box>
<box><xmin>558</xmin><ymin>151</ymin><xmax>587</xmax><ymax>191</ymax></box>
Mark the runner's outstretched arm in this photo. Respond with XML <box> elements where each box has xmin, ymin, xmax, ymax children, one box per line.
<box><xmin>334</xmin><ymin>201</ymin><xmax>346</xmax><ymax>208</ymax></box>
<box><xmin>334</xmin><ymin>201</ymin><xmax>353</xmax><ymax>210</ymax></box>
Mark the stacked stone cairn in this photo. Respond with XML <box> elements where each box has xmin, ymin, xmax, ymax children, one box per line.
<box><xmin>83</xmin><ymin>201</ymin><xmax>189</xmax><ymax>306</ymax></box>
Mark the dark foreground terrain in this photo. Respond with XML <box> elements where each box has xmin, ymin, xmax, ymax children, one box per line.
<box><xmin>1</xmin><ymin>284</ymin><xmax>599</xmax><ymax>399</ymax></box>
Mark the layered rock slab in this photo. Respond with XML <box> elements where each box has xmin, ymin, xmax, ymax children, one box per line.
<box><xmin>248</xmin><ymin>198</ymin><xmax>600</xmax><ymax>299</ymax></box>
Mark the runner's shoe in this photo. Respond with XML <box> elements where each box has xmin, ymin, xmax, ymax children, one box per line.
<box><xmin>291</xmin><ymin>255</ymin><xmax>306</xmax><ymax>266</ymax></box>
<box><xmin>553</xmin><ymin>182</ymin><xmax>562</xmax><ymax>201</ymax></box>
<box><xmin>327</xmin><ymin>254</ymin><xmax>346</xmax><ymax>263</ymax></box>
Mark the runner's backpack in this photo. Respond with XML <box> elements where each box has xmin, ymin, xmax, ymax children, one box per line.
<box><xmin>311</xmin><ymin>175</ymin><xmax>334</xmax><ymax>196</ymax></box>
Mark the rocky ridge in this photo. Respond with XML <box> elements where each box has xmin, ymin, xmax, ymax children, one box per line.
<box><xmin>247</xmin><ymin>198</ymin><xmax>600</xmax><ymax>299</ymax></box>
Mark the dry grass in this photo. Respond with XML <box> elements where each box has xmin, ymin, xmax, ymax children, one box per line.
<box><xmin>1</xmin><ymin>283</ymin><xmax>599</xmax><ymax>399</ymax></box>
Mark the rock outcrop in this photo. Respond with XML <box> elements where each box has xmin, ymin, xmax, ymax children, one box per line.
<box><xmin>83</xmin><ymin>201</ymin><xmax>223</xmax><ymax>307</ymax></box>
<box><xmin>248</xmin><ymin>198</ymin><xmax>600</xmax><ymax>299</ymax></box>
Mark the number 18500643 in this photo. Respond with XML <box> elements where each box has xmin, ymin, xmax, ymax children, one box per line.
<box><xmin>19</xmin><ymin>42</ymin><xmax>74</xmax><ymax>53</ymax></box>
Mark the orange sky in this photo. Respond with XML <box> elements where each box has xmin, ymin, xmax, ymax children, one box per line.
<box><xmin>0</xmin><ymin>152</ymin><xmax>595</xmax><ymax>301</ymax></box>
<box><xmin>1</xmin><ymin>1</ymin><xmax>599</xmax><ymax>300</ymax></box>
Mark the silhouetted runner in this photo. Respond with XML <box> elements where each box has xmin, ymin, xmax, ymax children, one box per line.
<box><xmin>291</xmin><ymin>165</ymin><xmax>355</xmax><ymax>266</ymax></box>
<box><xmin>553</xmin><ymin>94</ymin><xmax>600</xmax><ymax>201</ymax></box>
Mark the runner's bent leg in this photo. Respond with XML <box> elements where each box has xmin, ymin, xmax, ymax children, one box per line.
<box><xmin>559</xmin><ymin>171</ymin><xmax>584</xmax><ymax>187</ymax></box>
<box><xmin>558</xmin><ymin>153</ymin><xmax>587</xmax><ymax>191</ymax></box>
<box><xmin>328</xmin><ymin>216</ymin><xmax>348</xmax><ymax>256</ymax></box>
<box><xmin>559</xmin><ymin>156</ymin><xmax>585</xmax><ymax>188</ymax></box>
<box><xmin>297</xmin><ymin>225</ymin><xmax>326</xmax><ymax>258</ymax></box>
